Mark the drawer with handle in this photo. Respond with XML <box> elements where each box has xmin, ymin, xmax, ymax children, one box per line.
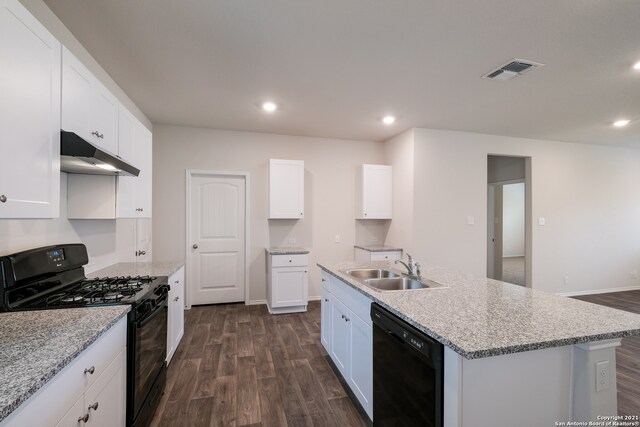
<box><xmin>271</xmin><ymin>254</ymin><xmax>308</xmax><ymax>267</ymax></box>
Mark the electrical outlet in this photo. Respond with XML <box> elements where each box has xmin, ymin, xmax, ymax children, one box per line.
<box><xmin>595</xmin><ymin>360</ymin><xmax>610</xmax><ymax>392</ymax></box>
<box><xmin>288</xmin><ymin>238</ymin><xmax>296</xmax><ymax>245</ymax></box>
<box><xmin>334</xmin><ymin>235</ymin><xmax>341</xmax><ymax>243</ymax></box>
<box><xmin>563</xmin><ymin>276</ymin><xmax>569</xmax><ymax>286</ymax></box>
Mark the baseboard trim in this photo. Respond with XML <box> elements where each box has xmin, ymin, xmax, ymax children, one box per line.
<box><xmin>308</xmin><ymin>295</ymin><xmax>321</xmax><ymax>301</ymax></box>
<box><xmin>245</xmin><ymin>299</ymin><xmax>267</xmax><ymax>306</ymax></box>
<box><xmin>557</xmin><ymin>285</ymin><xmax>640</xmax><ymax>297</ymax></box>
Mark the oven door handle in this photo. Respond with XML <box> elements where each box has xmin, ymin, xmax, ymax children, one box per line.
<box><xmin>137</xmin><ymin>297</ymin><xmax>167</xmax><ymax>328</ymax></box>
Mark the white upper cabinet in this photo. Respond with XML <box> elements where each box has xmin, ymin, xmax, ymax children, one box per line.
<box><xmin>0</xmin><ymin>0</ymin><xmax>61</xmax><ymax>218</ymax></box>
<box><xmin>356</xmin><ymin>164</ymin><xmax>392</xmax><ymax>219</ymax></box>
<box><xmin>116</xmin><ymin>111</ymin><xmax>152</xmax><ymax>219</ymax></box>
<box><xmin>62</xmin><ymin>47</ymin><xmax>118</xmax><ymax>155</ymax></box>
<box><xmin>269</xmin><ymin>159</ymin><xmax>304</xmax><ymax>219</ymax></box>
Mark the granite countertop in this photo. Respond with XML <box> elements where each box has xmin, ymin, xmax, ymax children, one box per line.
<box><xmin>318</xmin><ymin>261</ymin><xmax>640</xmax><ymax>360</ymax></box>
<box><xmin>0</xmin><ymin>306</ymin><xmax>130</xmax><ymax>422</ymax></box>
<box><xmin>354</xmin><ymin>245</ymin><xmax>403</xmax><ymax>252</ymax></box>
<box><xmin>88</xmin><ymin>262</ymin><xmax>184</xmax><ymax>278</ymax></box>
<box><xmin>266</xmin><ymin>247</ymin><xmax>310</xmax><ymax>255</ymax></box>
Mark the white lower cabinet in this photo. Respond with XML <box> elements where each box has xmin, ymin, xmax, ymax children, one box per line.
<box><xmin>167</xmin><ymin>266</ymin><xmax>185</xmax><ymax>364</ymax></box>
<box><xmin>320</xmin><ymin>271</ymin><xmax>373</xmax><ymax>420</ymax></box>
<box><xmin>320</xmin><ymin>286</ymin><xmax>332</xmax><ymax>353</ymax></box>
<box><xmin>0</xmin><ymin>317</ymin><xmax>127</xmax><ymax>427</ymax></box>
<box><xmin>266</xmin><ymin>253</ymin><xmax>309</xmax><ymax>314</ymax></box>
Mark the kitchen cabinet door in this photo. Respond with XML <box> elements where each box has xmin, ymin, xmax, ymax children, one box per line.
<box><xmin>269</xmin><ymin>159</ymin><xmax>304</xmax><ymax>219</ymax></box>
<box><xmin>272</xmin><ymin>267</ymin><xmax>308</xmax><ymax>308</ymax></box>
<box><xmin>356</xmin><ymin>164</ymin><xmax>392</xmax><ymax>219</ymax></box>
<box><xmin>90</xmin><ymin>81</ymin><xmax>118</xmax><ymax>155</ymax></box>
<box><xmin>167</xmin><ymin>267</ymin><xmax>185</xmax><ymax>364</ymax></box>
<box><xmin>330</xmin><ymin>297</ymin><xmax>351</xmax><ymax>378</ymax></box>
<box><xmin>116</xmin><ymin>107</ymin><xmax>137</xmax><ymax>218</ymax></box>
<box><xmin>348</xmin><ymin>314</ymin><xmax>373</xmax><ymax>419</ymax></box>
<box><xmin>0</xmin><ymin>0</ymin><xmax>61</xmax><ymax>219</ymax></box>
<box><xmin>54</xmin><ymin>395</ymin><xmax>86</xmax><ymax>427</ymax></box>
<box><xmin>321</xmin><ymin>287</ymin><xmax>332</xmax><ymax>353</ymax></box>
<box><xmin>134</xmin><ymin>124</ymin><xmax>152</xmax><ymax>218</ymax></box>
<box><xmin>62</xmin><ymin>47</ymin><xmax>119</xmax><ymax>156</ymax></box>
<box><xmin>84</xmin><ymin>349</ymin><xmax>126</xmax><ymax>427</ymax></box>
<box><xmin>61</xmin><ymin>46</ymin><xmax>92</xmax><ymax>141</ymax></box>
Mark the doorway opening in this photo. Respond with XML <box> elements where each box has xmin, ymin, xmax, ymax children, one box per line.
<box><xmin>487</xmin><ymin>156</ymin><xmax>532</xmax><ymax>287</ymax></box>
<box><xmin>186</xmin><ymin>170</ymin><xmax>250</xmax><ymax>307</ymax></box>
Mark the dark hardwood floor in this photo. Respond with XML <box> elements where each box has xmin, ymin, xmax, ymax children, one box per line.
<box><xmin>573</xmin><ymin>290</ymin><xmax>640</xmax><ymax>416</ymax></box>
<box><xmin>150</xmin><ymin>291</ymin><xmax>640</xmax><ymax>425</ymax></box>
<box><xmin>149</xmin><ymin>301</ymin><xmax>367</xmax><ymax>427</ymax></box>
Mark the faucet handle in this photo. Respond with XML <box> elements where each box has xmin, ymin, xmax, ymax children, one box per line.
<box><xmin>406</xmin><ymin>253</ymin><xmax>413</xmax><ymax>267</ymax></box>
<box><xmin>415</xmin><ymin>262</ymin><xmax>421</xmax><ymax>278</ymax></box>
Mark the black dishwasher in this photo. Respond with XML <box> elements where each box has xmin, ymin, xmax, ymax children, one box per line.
<box><xmin>371</xmin><ymin>303</ymin><xmax>444</xmax><ymax>427</ymax></box>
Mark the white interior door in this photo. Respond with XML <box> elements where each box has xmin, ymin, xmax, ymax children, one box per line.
<box><xmin>189</xmin><ymin>174</ymin><xmax>246</xmax><ymax>305</ymax></box>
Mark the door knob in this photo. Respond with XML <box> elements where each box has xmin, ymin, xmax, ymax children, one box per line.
<box><xmin>192</xmin><ymin>244</ymin><xmax>198</xmax><ymax>249</ymax></box>
<box><xmin>139</xmin><ymin>251</ymin><xmax>146</xmax><ymax>256</ymax></box>
<box><xmin>0</xmin><ymin>195</ymin><xmax>6</xmax><ymax>203</ymax></box>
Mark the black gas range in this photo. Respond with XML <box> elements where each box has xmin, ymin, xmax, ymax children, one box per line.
<box><xmin>0</xmin><ymin>244</ymin><xmax>168</xmax><ymax>427</ymax></box>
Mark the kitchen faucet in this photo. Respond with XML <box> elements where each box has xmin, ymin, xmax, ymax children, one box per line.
<box><xmin>395</xmin><ymin>253</ymin><xmax>422</xmax><ymax>280</ymax></box>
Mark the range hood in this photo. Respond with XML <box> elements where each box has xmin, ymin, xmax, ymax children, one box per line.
<box><xmin>60</xmin><ymin>131</ymin><xmax>140</xmax><ymax>177</ymax></box>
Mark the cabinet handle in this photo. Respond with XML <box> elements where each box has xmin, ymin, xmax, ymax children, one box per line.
<box><xmin>175</xmin><ymin>280</ymin><xmax>179</xmax><ymax>284</ymax></box>
<box><xmin>88</xmin><ymin>401</ymin><xmax>99</xmax><ymax>411</ymax></box>
<box><xmin>91</xmin><ymin>131</ymin><xmax>104</xmax><ymax>139</ymax></box>
<box><xmin>324</xmin><ymin>298</ymin><xmax>329</xmax><ymax>302</ymax></box>
<box><xmin>0</xmin><ymin>195</ymin><xmax>6</xmax><ymax>203</ymax></box>
<box><xmin>84</xmin><ymin>366</ymin><xmax>95</xmax><ymax>375</ymax></box>
<box><xmin>304</xmin><ymin>271</ymin><xmax>307</xmax><ymax>273</ymax></box>
<box><xmin>300</xmin><ymin>212</ymin><xmax>303</xmax><ymax>216</ymax></box>
<box><xmin>364</xmin><ymin>213</ymin><xmax>367</xmax><ymax>216</ymax></box>
<box><xmin>341</xmin><ymin>314</ymin><xmax>345</xmax><ymax>319</ymax></box>
<box><xmin>321</xmin><ymin>278</ymin><xmax>325</xmax><ymax>282</ymax></box>
<box><xmin>345</xmin><ymin>317</ymin><xmax>350</xmax><ymax>322</ymax></box>
<box><xmin>78</xmin><ymin>414</ymin><xmax>89</xmax><ymax>423</ymax></box>
<box><xmin>192</xmin><ymin>244</ymin><xmax>199</xmax><ymax>249</ymax></box>
<box><xmin>289</xmin><ymin>259</ymin><xmax>292</xmax><ymax>262</ymax></box>
<box><xmin>174</xmin><ymin>296</ymin><xmax>179</xmax><ymax>301</ymax></box>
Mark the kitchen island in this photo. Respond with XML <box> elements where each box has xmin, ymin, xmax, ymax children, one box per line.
<box><xmin>318</xmin><ymin>260</ymin><xmax>640</xmax><ymax>427</ymax></box>
<box><xmin>0</xmin><ymin>306</ymin><xmax>130</xmax><ymax>426</ymax></box>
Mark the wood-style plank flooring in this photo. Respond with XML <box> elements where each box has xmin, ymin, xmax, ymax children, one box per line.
<box><xmin>573</xmin><ymin>290</ymin><xmax>640</xmax><ymax>416</ymax></box>
<box><xmin>149</xmin><ymin>301</ymin><xmax>367</xmax><ymax>427</ymax></box>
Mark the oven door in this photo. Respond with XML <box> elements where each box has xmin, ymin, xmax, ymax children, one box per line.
<box><xmin>132</xmin><ymin>295</ymin><xmax>167</xmax><ymax>420</ymax></box>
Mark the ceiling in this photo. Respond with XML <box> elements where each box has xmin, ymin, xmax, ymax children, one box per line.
<box><xmin>43</xmin><ymin>0</ymin><xmax>640</xmax><ymax>145</ymax></box>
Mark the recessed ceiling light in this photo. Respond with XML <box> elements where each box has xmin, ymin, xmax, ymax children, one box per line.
<box><xmin>382</xmin><ymin>115</ymin><xmax>396</xmax><ymax>125</ymax></box>
<box><xmin>633</xmin><ymin>62</ymin><xmax>640</xmax><ymax>70</ymax></box>
<box><xmin>613</xmin><ymin>119</ymin><xmax>630</xmax><ymax>127</ymax></box>
<box><xmin>262</xmin><ymin>101</ymin><xmax>277</xmax><ymax>112</ymax></box>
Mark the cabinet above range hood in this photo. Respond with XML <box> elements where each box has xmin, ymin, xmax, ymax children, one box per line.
<box><xmin>60</xmin><ymin>131</ymin><xmax>140</xmax><ymax>177</ymax></box>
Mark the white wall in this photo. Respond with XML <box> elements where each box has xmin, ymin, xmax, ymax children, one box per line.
<box><xmin>152</xmin><ymin>125</ymin><xmax>385</xmax><ymax>303</ymax></box>
<box><xmin>0</xmin><ymin>174</ymin><xmax>137</xmax><ymax>273</ymax></box>
<box><xmin>502</xmin><ymin>182</ymin><xmax>525</xmax><ymax>257</ymax></box>
<box><xmin>383</xmin><ymin>129</ymin><xmax>415</xmax><ymax>254</ymax></box>
<box><xmin>409</xmin><ymin>128</ymin><xmax>640</xmax><ymax>294</ymax></box>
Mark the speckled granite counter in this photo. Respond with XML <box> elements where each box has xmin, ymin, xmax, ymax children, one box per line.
<box><xmin>318</xmin><ymin>261</ymin><xmax>640</xmax><ymax>359</ymax></box>
<box><xmin>0</xmin><ymin>306</ymin><xmax>130</xmax><ymax>422</ymax></box>
<box><xmin>88</xmin><ymin>262</ymin><xmax>184</xmax><ymax>278</ymax></box>
<box><xmin>266</xmin><ymin>247</ymin><xmax>309</xmax><ymax>255</ymax></box>
<box><xmin>354</xmin><ymin>245</ymin><xmax>402</xmax><ymax>252</ymax></box>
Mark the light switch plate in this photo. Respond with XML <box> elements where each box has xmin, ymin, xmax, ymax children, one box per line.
<box><xmin>538</xmin><ymin>217</ymin><xmax>546</xmax><ymax>226</ymax></box>
<box><xmin>466</xmin><ymin>216</ymin><xmax>475</xmax><ymax>225</ymax></box>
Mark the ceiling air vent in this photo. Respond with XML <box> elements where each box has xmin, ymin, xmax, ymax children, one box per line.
<box><xmin>482</xmin><ymin>58</ymin><xmax>545</xmax><ymax>82</ymax></box>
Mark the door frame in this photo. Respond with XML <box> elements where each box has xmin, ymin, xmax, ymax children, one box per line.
<box><xmin>185</xmin><ymin>169</ymin><xmax>251</xmax><ymax>309</ymax></box>
<box><xmin>486</xmin><ymin>156</ymin><xmax>532</xmax><ymax>288</ymax></box>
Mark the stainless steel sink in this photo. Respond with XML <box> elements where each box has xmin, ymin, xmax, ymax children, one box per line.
<box><xmin>364</xmin><ymin>277</ymin><xmax>447</xmax><ymax>291</ymax></box>
<box><xmin>342</xmin><ymin>268</ymin><xmax>447</xmax><ymax>292</ymax></box>
<box><xmin>343</xmin><ymin>269</ymin><xmax>400</xmax><ymax>280</ymax></box>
